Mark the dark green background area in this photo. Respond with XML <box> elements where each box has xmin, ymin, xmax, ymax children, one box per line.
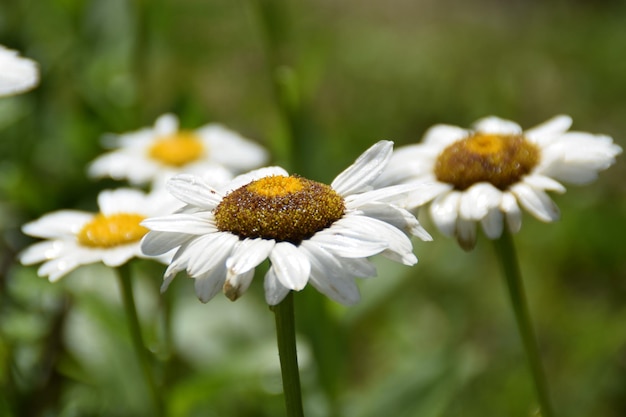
<box><xmin>1</xmin><ymin>1</ymin><xmax>625</xmax><ymax>416</ymax></box>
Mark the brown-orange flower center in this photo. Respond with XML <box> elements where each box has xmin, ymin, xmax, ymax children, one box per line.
<box><xmin>434</xmin><ymin>133</ymin><xmax>540</xmax><ymax>190</ymax></box>
<box><xmin>214</xmin><ymin>175</ymin><xmax>345</xmax><ymax>244</ymax></box>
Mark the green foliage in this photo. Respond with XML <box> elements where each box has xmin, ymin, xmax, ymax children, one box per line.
<box><xmin>1</xmin><ymin>0</ymin><xmax>625</xmax><ymax>416</ymax></box>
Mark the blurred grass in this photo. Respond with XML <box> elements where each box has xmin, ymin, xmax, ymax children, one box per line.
<box><xmin>1</xmin><ymin>0</ymin><xmax>625</xmax><ymax>416</ymax></box>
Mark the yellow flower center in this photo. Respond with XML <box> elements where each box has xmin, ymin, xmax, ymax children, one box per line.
<box><xmin>434</xmin><ymin>133</ymin><xmax>540</xmax><ymax>190</ymax></box>
<box><xmin>148</xmin><ymin>131</ymin><xmax>205</xmax><ymax>167</ymax></box>
<box><xmin>214</xmin><ymin>175</ymin><xmax>345</xmax><ymax>244</ymax></box>
<box><xmin>77</xmin><ymin>213</ymin><xmax>148</xmax><ymax>248</ymax></box>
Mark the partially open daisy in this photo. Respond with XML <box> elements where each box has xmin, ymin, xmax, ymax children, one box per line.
<box><xmin>88</xmin><ymin>113</ymin><xmax>268</xmax><ymax>185</ymax></box>
<box><xmin>141</xmin><ymin>141</ymin><xmax>436</xmax><ymax>305</ymax></box>
<box><xmin>0</xmin><ymin>45</ymin><xmax>39</xmax><ymax>96</ymax></box>
<box><xmin>19</xmin><ymin>188</ymin><xmax>182</xmax><ymax>281</ymax></box>
<box><xmin>376</xmin><ymin>115</ymin><xmax>622</xmax><ymax>250</ymax></box>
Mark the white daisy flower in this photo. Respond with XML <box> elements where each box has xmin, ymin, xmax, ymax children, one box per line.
<box><xmin>88</xmin><ymin>113</ymin><xmax>268</xmax><ymax>186</ymax></box>
<box><xmin>141</xmin><ymin>141</ymin><xmax>437</xmax><ymax>306</ymax></box>
<box><xmin>376</xmin><ymin>115</ymin><xmax>622</xmax><ymax>250</ymax></box>
<box><xmin>19</xmin><ymin>188</ymin><xmax>183</xmax><ymax>282</ymax></box>
<box><xmin>0</xmin><ymin>45</ymin><xmax>39</xmax><ymax>96</ymax></box>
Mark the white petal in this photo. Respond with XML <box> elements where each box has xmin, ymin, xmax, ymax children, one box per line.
<box><xmin>223</xmin><ymin>269</ymin><xmax>255</xmax><ymax>301</ymax></box>
<box><xmin>101</xmin><ymin>246</ymin><xmax>136</xmax><ymax>267</ymax></box>
<box><xmin>38</xmin><ymin>255</ymin><xmax>86</xmax><ymax>282</ymax></box>
<box><xmin>0</xmin><ymin>45</ymin><xmax>39</xmax><ymax>96</ymax></box>
<box><xmin>355</xmin><ymin>202</ymin><xmax>432</xmax><ymax>240</ymax></box>
<box><xmin>459</xmin><ymin>183</ymin><xmax>503</xmax><ymax>221</ymax></box>
<box><xmin>154</xmin><ymin>113</ymin><xmax>179</xmax><ymax>135</ymax></box>
<box><xmin>268</xmin><ymin>242</ymin><xmax>311</xmax><ymax>291</ymax></box>
<box><xmin>422</xmin><ymin>124</ymin><xmax>468</xmax><ymax>146</ymax></box>
<box><xmin>264</xmin><ymin>267</ymin><xmax>291</xmax><ymax>305</ymax></box>
<box><xmin>19</xmin><ymin>240</ymin><xmax>67</xmax><ymax>265</ymax></box>
<box><xmin>167</xmin><ymin>175</ymin><xmax>223</xmax><ymax>208</ymax></box>
<box><xmin>473</xmin><ymin>116</ymin><xmax>522</xmax><ymax>135</ymax></box>
<box><xmin>522</xmin><ymin>174</ymin><xmax>566</xmax><ymax>193</ymax></box>
<box><xmin>429</xmin><ymin>191</ymin><xmax>461</xmax><ymax>237</ymax></box>
<box><xmin>501</xmin><ymin>192</ymin><xmax>522</xmax><ymax>233</ymax></box>
<box><xmin>197</xmin><ymin>124</ymin><xmax>269</xmax><ymax>171</ymax></box>
<box><xmin>480</xmin><ymin>207</ymin><xmax>504</xmax><ymax>239</ymax></box>
<box><xmin>220</xmin><ymin>166</ymin><xmax>289</xmax><ymax>194</ymax></box>
<box><xmin>347</xmin><ymin>181</ymin><xmax>449</xmax><ymax>210</ymax></box>
<box><xmin>331</xmin><ymin>141</ymin><xmax>393</xmax><ymax>196</ymax></box>
<box><xmin>194</xmin><ymin>262</ymin><xmax>228</xmax><ymax>303</ymax></box>
<box><xmin>141</xmin><ymin>231</ymin><xmax>191</xmax><ymax>256</ymax></box>
<box><xmin>98</xmin><ymin>188</ymin><xmax>148</xmax><ymax>214</ymax></box>
<box><xmin>226</xmin><ymin>238</ymin><xmax>275</xmax><ymax>275</ymax></box>
<box><xmin>141</xmin><ymin>213</ymin><xmax>217</xmax><ymax>234</ymax></box>
<box><xmin>455</xmin><ymin>218</ymin><xmax>477</xmax><ymax>251</ymax></box>
<box><xmin>185</xmin><ymin>233</ymin><xmax>238</xmax><ymax>277</ymax></box>
<box><xmin>335</xmin><ymin>215</ymin><xmax>416</xmax><ymax>265</ymax></box>
<box><xmin>22</xmin><ymin>211</ymin><xmax>93</xmax><ymax>239</ymax></box>
<box><xmin>525</xmin><ymin>115</ymin><xmax>573</xmax><ymax>145</ymax></box>
<box><xmin>300</xmin><ymin>242</ymin><xmax>361</xmax><ymax>305</ymax></box>
<box><xmin>310</xmin><ymin>225</ymin><xmax>389</xmax><ymax>258</ymax></box>
<box><xmin>510</xmin><ymin>183</ymin><xmax>560</xmax><ymax>222</ymax></box>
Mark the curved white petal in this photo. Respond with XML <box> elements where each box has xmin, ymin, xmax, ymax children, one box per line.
<box><xmin>331</xmin><ymin>141</ymin><xmax>393</xmax><ymax>196</ymax></box>
<box><xmin>268</xmin><ymin>242</ymin><xmax>311</xmax><ymax>291</ymax></box>
<box><xmin>185</xmin><ymin>233</ymin><xmax>238</xmax><ymax>277</ymax></box>
<box><xmin>422</xmin><ymin>124</ymin><xmax>468</xmax><ymax>146</ymax></box>
<box><xmin>219</xmin><ymin>166</ymin><xmax>290</xmax><ymax>194</ymax></box>
<box><xmin>429</xmin><ymin>191</ymin><xmax>461</xmax><ymax>237</ymax></box>
<box><xmin>154</xmin><ymin>113</ymin><xmax>179</xmax><ymax>135</ymax></box>
<box><xmin>522</xmin><ymin>174</ymin><xmax>566</xmax><ymax>193</ymax></box>
<box><xmin>310</xmin><ymin>224</ymin><xmax>389</xmax><ymax>258</ymax></box>
<box><xmin>226</xmin><ymin>238</ymin><xmax>275</xmax><ymax>275</ymax></box>
<box><xmin>197</xmin><ymin>124</ymin><xmax>269</xmax><ymax>172</ymax></box>
<box><xmin>194</xmin><ymin>261</ymin><xmax>228</xmax><ymax>303</ymax></box>
<box><xmin>525</xmin><ymin>115</ymin><xmax>572</xmax><ymax>145</ymax></box>
<box><xmin>480</xmin><ymin>207</ymin><xmax>504</xmax><ymax>239</ymax></box>
<box><xmin>354</xmin><ymin>202</ymin><xmax>432</xmax><ymax>240</ymax></box>
<box><xmin>510</xmin><ymin>183</ymin><xmax>560</xmax><ymax>222</ymax></box>
<box><xmin>19</xmin><ymin>240</ymin><xmax>67</xmax><ymax>265</ymax></box>
<box><xmin>22</xmin><ymin>211</ymin><xmax>93</xmax><ymax>239</ymax></box>
<box><xmin>459</xmin><ymin>183</ymin><xmax>503</xmax><ymax>221</ymax></box>
<box><xmin>264</xmin><ymin>267</ymin><xmax>291</xmax><ymax>305</ymax></box>
<box><xmin>167</xmin><ymin>175</ymin><xmax>223</xmax><ymax>208</ymax></box>
<box><xmin>141</xmin><ymin>213</ymin><xmax>217</xmax><ymax>234</ymax></box>
<box><xmin>101</xmin><ymin>245</ymin><xmax>137</xmax><ymax>267</ymax></box>
<box><xmin>501</xmin><ymin>192</ymin><xmax>522</xmax><ymax>233</ymax></box>
<box><xmin>223</xmin><ymin>269</ymin><xmax>255</xmax><ymax>301</ymax></box>
<box><xmin>347</xmin><ymin>181</ymin><xmax>449</xmax><ymax>210</ymax></box>
<box><xmin>473</xmin><ymin>116</ymin><xmax>522</xmax><ymax>135</ymax></box>
<box><xmin>39</xmin><ymin>257</ymin><xmax>82</xmax><ymax>282</ymax></box>
<box><xmin>455</xmin><ymin>218</ymin><xmax>477</xmax><ymax>251</ymax></box>
<box><xmin>0</xmin><ymin>45</ymin><xmax>39</xmax><ymax>96</ymax></box>
<box><xmin>141</xmin><ymin>231</ymin><xmax>191</xmax><ymax>256</ymax></box>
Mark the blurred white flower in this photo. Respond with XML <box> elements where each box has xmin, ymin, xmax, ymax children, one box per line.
<box><xmin>88</xmin><ymin>113</ymin><xmax>268</xmax><ymax>186</ymax></box>
<box><xmin>377</xmin><ymin>115</ymin><xmax>622</xmax><ymax>250</ymax></box>
<box><xmin>19</xmin><ymin>188</ymin><xmax>182</xmax><ymax>281</ymax></box>
<box><xmin>0</xmin><ymin>45</ymin><xmax>39</xmax><ymax>96</ymax></box>
<box><xmin>141</xmin><ymin>141</ymin><xmax>437</xmax><ymax>305</ymax></box>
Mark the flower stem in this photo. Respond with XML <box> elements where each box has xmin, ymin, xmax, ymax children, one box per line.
<box><xmin>271</xmin><ymin>291</ymin><xmax>305</xmax><ymax>417</ymax></box>
<box><xmin>492</xmin><ymin>229</ymin><xmax>555</xmax><ymax>417</ymax></box>
<box><xmin>116</xmin><ymin>263</ymin><xmax>165</xmax><ymax>417</ymax></box>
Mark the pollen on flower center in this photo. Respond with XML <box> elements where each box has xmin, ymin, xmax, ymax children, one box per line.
<box><xmin>77</xmin><ymin>213</ymin><xmax>148</xmax><ymax>248</ymax></box>
<box><xmin>148</xmin><ymin>131</ymin><xmax>205</xmax><ymax>167</ymax></box>
<box><xmin>214</xmin><ymin>175</ymin><xmax>345</xmax><ymax>244</ymax></box>
<box><xmin>434</xmin><ymin>133</ymin><xmax>540</xmax><ymax>190</ymax></box>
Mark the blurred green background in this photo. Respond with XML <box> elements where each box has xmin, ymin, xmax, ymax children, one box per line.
<box><xmin>1</xmin><ymin>0</ymin><xmax>625</xmax><ymax>416</ymax></box>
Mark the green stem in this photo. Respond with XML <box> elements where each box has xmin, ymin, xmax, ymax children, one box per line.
<box><xmin>116</xmin><ymin>263</ymin><xmax>165</xmax><ymax>417</ymax></box>
<box><xmin>492</xmin><ymin>229</ymin><xmax>555</xmax><ymax>417</ymax></box>
<box><xmin>271</xmin><ymin>292</ymin><xmax>305</xmax><ymax>417</ymax></box>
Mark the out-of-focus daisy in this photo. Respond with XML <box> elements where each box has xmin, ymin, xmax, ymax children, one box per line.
<box><xmin>19</xmin><ymin>188</ymin><xmax>182</xmax><ymax>281</ymax></box>
<box><xmin>88</xmin><ymin>113</ymin><xmax>268</xmax><ymax>186</ymax></box>
<box><xmin>141</xmin><ymin>141</ymin><xmax>436</xmax><ymax>305</ymax></box>
<box><xmin>376</xmin><ymin>115</ymin><xmax>622</xmax><ymax>250</ymax></box>
<box><xmin>0</xmin><ymin>45</ymin><xmax>39</xmax><ymax>96</ymax></box>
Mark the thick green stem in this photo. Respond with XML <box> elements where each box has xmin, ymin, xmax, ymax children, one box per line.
<box><xmin>272</xmin><ymin>292</ymin><xmax>305</xmax><ymax>417</ymax></box>
<box><xmin>492</xmin><ymin>229</ymin><xmax>555</xmax><ymax>417</ymax></box>
<box><xmin>116</xmin><ymin>263</ymin><xmax>165</xmax><ymax>417</ymax></box>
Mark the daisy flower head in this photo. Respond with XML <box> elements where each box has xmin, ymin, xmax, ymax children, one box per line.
<box><xmin>19</xmin><ymin>188</ymin><xmax>183</xmax><ymax>282</ymax></box>
<box><xmin>0</xmin><ymin>44</ymin><xmax>39</xmax><ymax>96</ymax></box>
<box><xmin>88</xmin><ymin>113</ymin><xmax>268</xmax><ymax>186</ymax></box>
<box><xmin>141</xmin><ymin>141</ymin><xmax>437</xmax><ymax>306</ymax></box>
<box><xmin>377</xmin><ymin>115</ymin><xmax>622</xmax><ymax>250</ymax></box>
